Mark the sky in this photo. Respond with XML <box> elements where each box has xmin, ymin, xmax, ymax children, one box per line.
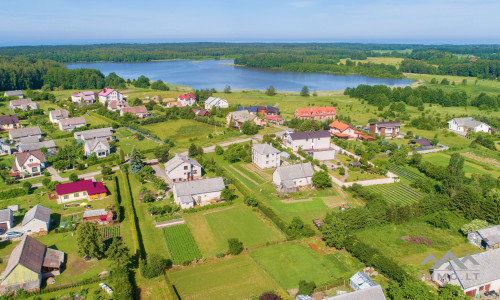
<box><xmin>1</xmin><ymin>0</ymin><xmax>500</xmax><ymax>46</ymax></box>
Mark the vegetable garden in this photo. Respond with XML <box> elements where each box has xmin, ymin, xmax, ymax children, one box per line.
<box><xmin>387</xmin><ymin>164</ymin><xmax>423</xmax><ymax>182</ymax></box>
<box><xmin>163</xmin><ymin>224</ymin><xmax>202</xmax><ymax>265</ymax></box>
<box><xmin>366</xmin><ymin>184</ymin><xmax>423</xmax><ymax>205</ymax></box>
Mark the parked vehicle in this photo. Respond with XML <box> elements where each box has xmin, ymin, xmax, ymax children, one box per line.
<box><xmin>485</xmin><ymin>290</ymin><xmax>499</xmax><ymax>297</ymax></box>
<box><xmin>4</xmin><ymin>232</ymin><xmax>22</xmax><ymax>240</ymax></box>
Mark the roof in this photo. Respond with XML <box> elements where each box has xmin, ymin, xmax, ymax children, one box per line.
<box><xmin>178</xmin><ymin>93</ymin><xmax>196</xmax><ymax>100</ymax></box>
<box><xmin>56</xmin><ymin>179</ymin><xmax>107</xmax><ymax>196</ymax></box>
<box><xmin>164</xmin><ymin>154</ymin><xmax>201</xmax><ymax>173</ymax></box>
<box><xmin>205</xmin><ymin>97</ymin><xmax>228</xmax><ymax>106</ymax></box>
<box><xmin>350</xmin><ymin>272</ymin><xmax>378</xmax><ymax>290</ymax></box>
<box><xmin>350</xmin><ymin>161</ymin><xmax>363</xmax><ymax>167</ymax></box>
<box><xmin>18</xmin><ymin>140</ymin><xmax>56</xmax><ymax>152</ymax></box>
<box><xmin>19</xmin><ymin>136</ymin><xmax>40</xmax><ymax>145</ymax></box>
<box><xmin>75</xmin><ymin>127</ymin><xmax>113</xmax><ymax>140</ymax></box>
<box><xmin>0</xmin><ymin>114</ymin><xmax>19</xmax><ymax>125</ymax></box>
<box><xmin>253</xmin><ymin>143</ymin><xmax>281</xmax><ymax>155</ymax></box>
<box><xmin>43</xmin><ymin>248</ymin><xmax>64</xmax><ymax>269</ymax></box>
<box><xmin>295</xmin><ymin>106</ymin><xmax>336</xmax><ymax>117</ymax></box>
<box><xmin>85</xmin><ymin>138</ymin><xmax>110</xmax><ymax>152</ymax></box>
<box><xmin>9</xmin><ymin>126</ymin><xmax>42</xmax><ymax>139</ymax></box>
<box><xmin>49</xmin><ymin>109</ymin><xmax>69</xmax><ymax>120</ymax></box>
<box><xmin>108</xmin><ymin>100</ymin><xmax>129</xmax><ymax>109</ymax></box>
<box><xmin>237</xmin><ymin>106</ymin><xmax>258</xmax><ymax>112</ymax></box>
<box><xmin>1</xmin><ymin>236</ymin><xmax>46</xmax><ymax>281</ymax></box>
<box><xmin>449</xmin><ymin>117</ymin><xmax>488</xmax><ymax>129</ymax></box>
<box><xmin>22</xmin><ymin>205</ymin><xmax>51</xmax><ymax>227</ymax></box>
<box><xmin>275</xmin><ymin>163</ymin><xmax>314</xmax><ymax>182</ymax></box>
<box><xmin>228</xmin><ymin>110</ymin><xmax>257</xmax><ymax>123</ymax></box>
<box><xmin>326</xmin><ymin>286</ymin><xmax>386</xmax><ymax>300</ymax></box>
<box><xmin>477</xmin><ymin>225</ymin><xmax>500</xmax><ymax>247</ymax></box>
<box><xmin>329</xmin><ymin>120</ymin><xmax>351</xmax><ymax>132</ymax></box>
<box><xmin>166</xmin><ymin>101</ymin><xmax>183</xmax><ymax>108</ymax></box>
<box><xmin>280</xmin><ymin>151</ymin><xmax>290</xmax><ymax>159</ymax></box>
<box><xmin>264</xmin><ymin>115</ymin><xmax>284</xmax><ymax>122</ymax></box>
<box><xmin>72</xmin><ymin>91</ymin><xmax>95</xmax><ymax>97</ymax></box>
<box><xmin>59</xmin><ymin>116</ymin><xmax>86</xmax><ymax>127</ymax></box>
<box><xmin>0</xmin><ymin>208</ymin><xmax>12</xmax><ymax>223</ymax></box>
<box><xmin>121</xmin><ymin>106</ymin><xmax>148</xmax><ymax>114</ymax></box>
<box><xmin>196</xmin><ymin>109</ymin><xmax>210</xmax><ymax>116</ymax></box>
<box><xmin>4</xmin><ymin>90</ymin><xmax>23</xmax><ymax>97</ymax></box>
<box><xmin>98</xmin><ymin>88</ymin><xmax>119</xmax><ymax>97</ymax></box>
<box><xmin>8</xmin><ymin>205</ymin><xmax>19</xmax><ymax>212</ymax></box>
<box><xmin>15</xmin><ymin>150</ymin><xmax>45</xmax><ymax>166</ymax></box>
<box><xmin>174</xmin><ymin>177</ymin><xmax>225</xmax><ymax>200</ymax></box>
<box><xmin>411</xmin><ymin>139</ymin><xmax>431</xmax><ymax>147</ymax></box>
<box><xmin>370</xmin><ymin>119</ymin><xmax>401</xmax><ymax>127</ymax></box>
<box><xmin>288</xmin><ymin>130</ymin><xmax>331</xmax><ymax>141</ymax></box>
<box><xmin>83</xmin><ymin>209</ymin><xmax>108</xmax><ymax>218</ymax></box>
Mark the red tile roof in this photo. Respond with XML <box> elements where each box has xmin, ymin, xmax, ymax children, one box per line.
<box><xmin>329</xmin><ymin>120</ymin><xmax>350</xmax><ymax>132</ymax></box>
<box><xmin>98</xmin><ymin>88</ymin><xmax>119</xmax><ymax>97</ymax></box>
<box><xmin>295</xmin><ymin>106</ymin><xmax>336</xmax><ymax>117</ymax></box>
<box><xmin>178</xmin><ymin>93</ymin><xmax>196</xmax><ymax>100</ymax></box>
<box><xmin>56</xmin><ymin>179</ymin><xmax>107</xmax><ymax>196</ymax></box>
<box><xmin>333</xmin><ymin>132</ymin><xmax>349</xmax><ymax>138</ymax></box>
<box><xmin>264</xmin><ymin>115</ymin><xmax>284</xmax><ymax>122</ymax></box>
<box><xmin>166</xmin><ymin>101</ymin><xmax>183</xmax><ymax>108</ymax></box>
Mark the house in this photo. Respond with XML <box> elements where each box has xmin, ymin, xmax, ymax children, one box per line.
<box><xmin>0</xmin><ymin>139</ymin><xmax>11</xmax><ymax>155</ymax></box>
<box><xmin>55</xmin><ymin>179</ymin><xmax>107</xmax><ymax>204</ymax></box>
<box><xmin>9</xmin><ymin>127</ymin><xmax>42</xmax><ymax>141</ymax></box>
<box><xmin>0</xmin><ymin>208</ymin><xmax>14</xmax><ymax>230</ymax></box>
<box><xmin>329</xmin><ymin>120</ymin><xmax>359</xmax><ymax>140</ymax></box>
<box><xmin>193</xmin><ymin>109</ymin><xmax>210</xmax><ymax>116</ymax></box>
<box><xmin>237</xmin><ymin>105</ymin><xmax>279</xmax><ymax>116</ymax></box>
<box><xmin>49</xmin><ymin>109</ymin><xmax>69</xmax><ymax>123</ymax></box>
<box><xmin>120</xmin><ymin>106</ymin><xmax>150</xmax><ymax>118</ymax></box>
<box><xmin>410</xmin><ymin>139</ymin><xmax>433</xmax><ymax>150</ymax></box>
<box><xmin>0</xmin><ymin>115</ymin><xmax>20</xmax><ymax>130</ymax></box>
<box><xmin>285</xmin><ymin>130</ymin><xmax>335</xmax><ymax>161</ymax></box>
<box><xmin>172</xmin><ymin>177</ymin><xmax>225</xmax><ymax>209</ymax></box>
<box><xmin>305</xmin><ymin>286</ymin><xmax>386</xmax><ymax>300</ymax></box>
<box><xmin>350</xmin><ymin>272</ymin><xmax>378</xmax><ymax>291</ymax></box>
<box><xmin>204</xmin><ymin>97</ymin><xmax>229</xmax><ymax>110</ymax></box>
<box><xmin>226</xmin><ymin>110</ymin><xmax>266</xmax><ymax>129</ymax></box>
<box><xmin>3</xmin><ymin>90</ymin><xmax>24</xmax><ymax>99</ymax></box>
<box><xmin>264</xmin><ymin>115</ymin><xmax>285</xmax><ymax>124</ymax></box>
<box><xmin>21</xmin><ymin>205</ymin><xmax>51</xmax><ymax>235</ymax></box>
<box><xmin>164</xmin><ymin>154</ymin><xmax>202</xmax><ymax>183</ymax></box>
<box><xmin>8</xmin><ymin>205</ymin><xmax>19</xmax><ymax>214</ymax></box>
<box><xmin>432</xmin><ymin>248</ymin><xmax>500</xmax><ymax>298</ymax></box>
<box><xmin>12</xmin><ymin>150</ymin><xmax>45</xmax><ymax>177</ymax></box>
<box><xmin>165</xmin><ymin>101</ymin><xmax>183</xmax><ymax>108</ymax></box>
<box><xmin>1</xmin><ymin>236</ymin><xmax>64</xmax><ymax>292</ymax></box>
<box><xmin>82</xmin><ymin>209</ymin><xmax>114</xmax><ymax>223</ymax></box>
<box><xmin>74</xmin><ymin>127</ymin><xmax>113</xmax><ymax>141</ymax></box>
<box><xmin>58</xmin><ymin>117</ymin><xmax>87</xmax><ymax>132</ymax></box>
<box><xmin>177</xmin><ymin>93</ymin><xmax>197</xmax><ymax>106</ymax></box>
<box><xmin>18</xmin><ymin>136</ymin><xmax>40</xmax><ymax>145</ymax></box>
<box><xmin>9</xmin><ymin>99</ymin><xmax>37</xmax><ymax>111</ymax></box>
<box><xmin>18</xmin><ymin>140</ymin><xmax>56</xmax><ymax>154</ymax></box>
<box><xmin>467</xmin><ymin>225</ymin><xmax>500</xmax><ymax>250</ymax></box>
<box><xmin>448</xmin><ymin>117</ymin><xmax>491</xmax><ymax>134</ymax></box>
<box><xmin>349</xmin><ymin>161</ymin><xmax>363</xmax><ymax>168</ymax></box>
<box><xmin>252</xmin><ymin>143</ymin><xmax>281</xmax><ymax>169</ymax></box>
<box><xmin>108</xmin><ymin>100</ymin><xmax>130</xmax><ymax>111</ymax></box>
<box><xmin>84</xmin><ymin>138</ymin><xmax>110</xmax><ymax>158</ymax></box>
<box><xmin>98</xmin><ymin>88</ymin><xmax>123</xmax><ymax>104</ymax></box>
<box><xmin>369</xmin><ymin>120</ymin><xmax>401</xmax><ymax>138</ymax></box>
<box><xmin>71</xmin><ymin>91</ymin><xmax>96</xmax><ymax>104</ymax></box>
<box><xmin>273</xmin><ymin>163</ymin><xmax>314</xmax><ymax>193</ymax></box>
<box><xmin>294</xmin><ymin>106</ymin><xmax>336</xmax><ymax>121</ymax></box>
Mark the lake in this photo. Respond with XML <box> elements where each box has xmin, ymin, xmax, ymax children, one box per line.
<box><xmin>66</xmin><ymin>59</ymin><xmax>413</xmax><ymax>92</ymax></box>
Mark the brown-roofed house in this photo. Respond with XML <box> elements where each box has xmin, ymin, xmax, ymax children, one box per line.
<box><xmin>12</xmin><ymin>150</ymin><xmax>45</xmax><ymax>177</ymax></box>
<box><xmin>369</xmin><ymin>120</ymin><xmax>401</xmax><ymax>138</ymax></box>
<box><xmin>120</xmin><ymin>106</ymin><xmax>150</xmax><ymax>118</ymax></box>
<box><xmin>0</xmin><ymin>115</ymin><xmax>20</xmax><ymax>130</ymax></box>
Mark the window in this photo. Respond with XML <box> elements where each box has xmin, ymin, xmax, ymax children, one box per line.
<box><xmin>74</xmin><ymin>193</ymin><xmax>79</xmax><ymax>197</ymax></box>
<box><xmin>31</xmin><ymin>167</ymin><xmax>38</xmax><ymax>172</ymax></box>
<box><xmin>63</xmin><ymin>195</ymin><xmax>69</xmax><ymax>199</ymax></box>
<box><xmin>266</xmin><ymin>154</ymin><xmax>269</xmax><ymax>158</ymax></box>
<box><xmin>184</xmin><ymin>166</ymin><xmax>188</xmax><ymax>170</ymax></box>
<box><xmin>193</xmin><ymin>170</ymin><xmax>197</xmax><ymax>174</ymax></box>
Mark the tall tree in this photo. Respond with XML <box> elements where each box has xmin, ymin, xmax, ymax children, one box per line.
<box><xmin>129</xmin><ymin>147</ymin><xmax>144</xmax><ymax>174</ymax></box>
<box><xmin>321</xmin><ymin>218</ymin><xmax>347</xmax><ymax>249</ymax></box>
<box><xmin>445</xmin><ymin>153</ymin><xmax>465</xmax><ymax>194</ymax></box>
<box><xmin>265</xmin><ymin>85</ymin><xmax>277</xmax><ymax>96</ymax></box>
<box><xmin>300</xmin><ymin>86</ymin><xmax>309</xmax><ymax>97</ymax></box>
<box><xmin>106</xmin><ymin>239</ymin><xmax>131</xmax><ymax>267</ymax></box>
<box><xmin>76</xmin><ymin>222</ymin><xmax>103</xmax><ymax>258</ymax></box>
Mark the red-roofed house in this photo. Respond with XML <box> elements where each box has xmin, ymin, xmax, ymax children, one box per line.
<box><xmin>265</xmin><ymin>115</ymin><xmax>285</xmax><ymax>125</ymax></box>
<box><xmin>294</xmin><ymin>106</ymin><xmax>336</xmax><ymax>121</ymax></box>
<box><xmin>98</xmin><ymin>88</ymin><xmax>123</xmax><ymax>104</ymax></box>
<box><xmin>55</xmin><ymin>179</ymin><xmax>107</xmax><ymax>204</ymax></box>
<box><xmin>120</xmin><ymin>106</ymin><xmax>150</xmax><ymax>118</ymax></box>
<box><xmin>193</xmin><ymin>109</ymin><xmax>210</xmax><ymax>116</ymax></box>
<box><xmin>107</xmin><ymin>100</ymin><xmax>129</xmax><ymax>112</ymax></box>
<box><xmin>469</xmin><ymin>58</ymin><xmax>477</xmax><ymax>62</ymax></box>
<box><xmin>177</xmin><ymin>94</ymin><xmax>197</xmax><ymax>106</ymax></box>
<box><xmin>165</xmin><ymin>101</ymin><xmax>183</xmax><ymax>108</ymax></box>
<box><xmin>329</xmin><ymin>120</ymin><xmax>359</xmax><ymax>140</ymax></box>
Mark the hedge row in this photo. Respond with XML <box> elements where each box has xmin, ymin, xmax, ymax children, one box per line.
<box><xmin>0</xmin><ymin>188</ymin><xmax>26</xmax><ymax>200</ymax></box>
<box><xmin>155</xmin><ymin>215</ymin><xmax>182</xmax><ymax>222</ymax></box>
<box><xmin>182</xmin><ymin>201</ymin><xmax>233</xmax><ymax>214</ymax></box>
<box><xmin>121</xmin><ymin>172</ymin><xmax>142</xmax><ymax>260</ymax></box>
<box><xmin>113</xmin><ymin>176</ymin><xmax>122</xmax><ymax>222</ymax></box>
<box><xmin>28</xmin><ymin>275</ymin><xmax>104</xmax><ymax>296</ymax></box>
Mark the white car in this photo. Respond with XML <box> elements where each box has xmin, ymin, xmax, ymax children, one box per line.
<box><xmin>3</xmin><ymin>231</ymin><xmax>22</xmax><ymax>240</ymax></box>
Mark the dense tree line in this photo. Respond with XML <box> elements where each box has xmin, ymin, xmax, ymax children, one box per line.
<box><xmin>0</xmin><ymin>56</ymin><xmax>63</xmax><ymax>90</ymax></box>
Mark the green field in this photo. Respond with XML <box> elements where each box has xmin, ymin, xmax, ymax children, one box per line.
<box><xmin>387</xmin><ymin>164</ymin><xmax>423</xmax><ymax>182</ymax></box>
<box><xmin>163</xmin><ymin>224</ymin><xmax>202</xmax><ymax>265</ymax></box>
<box><xmin>168</xmin><ymin>255</ymin><xmax>284</xmax><ymax>300</ymax></box>
<box><xmin>366</xmin><ymin>184</ymin><xmax>423</xmax><ymax>206</ymax></box>
<box><xmin>249</xmin><ymin>242</ymin><xmax>363</xmax><ymax>289</ymax></box>
<box><xmin>422</xmin><ymin>152</ymin><xmax>500</xmax><ymax>178</ymax></box>
<box><xmin>115</xmin><ymin>127</ymin><xmax>161</xmax><ymax>155</ymax></box>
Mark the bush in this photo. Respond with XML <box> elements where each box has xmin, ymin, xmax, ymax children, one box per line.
<box><xmin>259</xmin><ymin>292</ymin><xmax>282</xmax><ymax>300</ymax></box>
<box><xmin>228</xmin><ymin>238</ymin><xmax>244</xmax><ymax>255</ymax></box>
<box><xmin>216</xmin><ymin>253</ymin><xmax>225</xmax><ymax>258</ymax></box>
<box><xmin>69</xmin><ymin>173</ymin><xmax>79</xmax><ymax>182</ymax></box>
<box><xmin>140</xmin><ymin>253</ymin><xmax>172</xmax><ymax>279</ymax></box>
<box><xmin>297</xmin><ymin>280</ymin><xmax>316</xmax><ymax>296</ymax></box>
<box><xmin>338</xmin><ymin>167</ymin><xmax>346</xmax><ymax>175</ymax></box>
<box><xmin>244</xmin><ymin>196</ymin><xmax>258</xmax><ymax>207</ymax></box>
<box><xmin>312</xmin><ymin>171</ymin><xmax>332</xmax><ymax>188</ymax></box>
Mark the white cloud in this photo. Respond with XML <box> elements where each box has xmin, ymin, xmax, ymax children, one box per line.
<box><xmin>290</xmin><ymin>1</ymin><xmax>315</xmax><ymax>8</ymax></box>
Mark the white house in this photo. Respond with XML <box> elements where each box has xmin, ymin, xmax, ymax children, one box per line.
<box><xmin>3</xmin><ymin>90</ymin><xmax>24</xmax><ymax>99</ymax></box>
<box><xmin>84</xmin><ymin>138</ymin><xmax>110</xmax><ymax>158</ymax></box>
<box><xmin>285</xmin><ymin>130</ymin><xmax>335</xmax><ymax>161</ymax></box>
<box><xmin>448</xmin><ymin>118</ymin><xmax>491</xmax><ymax>134</ymax></box>
<box><xmin>368</xmin><ymin>120</ymin><xmax>401</xmax><ymax>138</ymax></box>
<box><xmin>18</xmin><ymin>140</ymin><xmax>57</xmax><ymax>154</ymax></box>
<box><xmin>273</xmin><ymin>163</ymin><xmax>314</xmax><ymax>193</ymax></box>
<box><xmin>58</xmin><ymin>117</ymin><xmax>86</xmax><ymax>132</ymax></box>
<box><xmin>164</xmin><ymin>154</ymin><xmax>202</xmax><ymax>183</ymax></box>
<box><xmin>49</xmin><ymin>109</ymin><xmax>69</xmax><ymax>123</ymax></box>
<box><xmin>432</xmin><ymin>249</ymin><xmax>500</xmax><ymax>298</ymax></box>
<box><xmin>173</xmin><ymin>177</ymin><xmax>225</xmax><ymax>209</ymax></box>
<box><xmin>98</xmin><ymin>88</ymin><xmax>123</xmax><ymax>104</ymax></box>
<box><xmin>0</xmin><ymin>208</ymin><xmax>14</xmax><ymax>230</ymax></box>
<box><xmin>108</xmin><ymin>100</ymin><xmax>130</xmax><ymax>112</ymax></box>
<box><xmin>9</xmin><ymin>127</ymin><xmax>42</xmax><ymax>142</ymax></box>
<box><xmin>9</xmin><ymin>99</ymin><xmax>37</xmax><ymax>111</ymax></box>
<box><xmin>21</xmin><ymin>205</ymin><xmax>51</xmax><ymax>235</ymax></box>
<box><xmin>177</xmin><ymin>93</ymin><xmax>197</xmax><ymax>106</ymax></box>
<box><xmin>74</xmin><ymin>127</ymin><xmax>114</xmax><ymax>141</ymax></box>
<box><xmin>12</xmin><ymin>150</ymin><xmax>45</xmax><ymax>176</ymax></box>
<box><xmin>252</xmin><ymin>143</ymin><xmax>281</xmax><ymax>169</ymax></box>
<box><xmin>0</xmin><ymin>139</ymin><xmax>11</xmax><ymax>155</ymax></box>
<box><xmin>204</xmin><ymin>97</ymin><xmax>229</xmax><ymax>110</ymax></box>
<box><xmin>71</xmin><ymin>91</ymin><xmax>96</xmax><ymax>104</ymax></box>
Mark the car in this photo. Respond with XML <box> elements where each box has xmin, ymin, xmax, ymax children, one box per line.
<box><xmin>3</xmin><ymin>231</ymin><xmax>22</xmax><ymax>240</ymax></box>
<box><xmin>485</xmin><ymin>291</ymin><xmax>499</xmax><ymax>297</ymax></box>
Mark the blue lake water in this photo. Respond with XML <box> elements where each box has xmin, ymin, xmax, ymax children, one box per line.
<box><xmin>66</xmin><ymin>59</ymin><xmax>413</xmax><ymax>92</ymax></box>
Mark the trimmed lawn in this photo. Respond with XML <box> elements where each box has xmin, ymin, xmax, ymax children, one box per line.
<box><xmin>115</xmin><ymin>127</ymin><xmax>161</xmax><ymax>155</ymax></box>
<box><xmin>422</xmin><ymin>152</ymin><xmax>500</xmax><ymax>178</ymax></box>
<box><xmin>250</xmin><ymin>242</ymin><xmax>363</xmax><ymax>290</ymax></box>
<box><xmin>168</xmin><ymin>254</ymin><xmax>284</xmax><ymax>300</ymax></box>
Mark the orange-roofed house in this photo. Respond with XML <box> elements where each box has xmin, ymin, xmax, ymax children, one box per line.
<box><xmin>294</xmin><ymin>107</ymin><xmax>336</xmax><ymax>121</ymax></box>
<box><xmin>329</xmin><ymin>120</ymin><xmax>358</xmax><ymax>140</ymax></box>
<box><xmin>264</xmin><ymin>115</ymin><xmax>285</xmax><ymax>125</ymax></box>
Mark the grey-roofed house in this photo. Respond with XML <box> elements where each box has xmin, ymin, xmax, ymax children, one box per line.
<box><xmin>272</xmin><ymin>163</ymin><xmax>314</xmax><ymax>193</ymax></box>
<box><xmin>18</xmin><ymin>136</ymin><xmax>40</xmax><ymax>145</ymax></box>
<box><xmin>84</xmin><ymin>138</ymin><xmax>110</xmax><ymax>158</ymax></box>
<box><xmin>21</xmin><ymin>205</ymin><xmax>51</xmax><ymax>235</ymax></box>
<box><xmin>410</xmin><ymin>139</ymin><xmax>433</xmax><ymax>150</ymax></box>
<box><xmin>252</xmin><ymin>143</ymin><xmax>281</xmax><ymax>169</ymax></box>
<box><xmin>323</xmin><ymin>285</ymin><xmax>386</xmax><ymax>300</ymax></box>
<box><xmin>172</xmin><ymin>177</ymin><xmax>225</xmax><ymax>209</ymax></box>
<box><xmin>18</xmin><ymin>140</ymin><xmax>57</xmax><ymax>154</ymax></box>
<box><xmin>448</xmin><ymin>117</ymin><xmax>491</xmax><ymax>134</ymax></box>
<box><xmin>7</xmin><ymin>205</ymin><xmax>19</xmax><ymax>214</ymax></box>
<box><xmin>468</xmin><ymin>225</ymin><xmax>500</xmax><ymax>250</ymax></box>
<box><xmin>9</xmin><ymin>99</ymin><xmax>37</xmax><ymax>111</ymax></box>
<box><xmin>432</xmin><ymin>248</ymin><xmax>500</xmax><ymax>297</ymax></box>
<box><xmin>0</xmin><ymin>208</ymin><xmax>14</xmax><ymax>230</ymax></box>
<box><xmin>350</xmin><ymin>272</ymin><xmax>378</xmax><ymax>291</ymax></box>
<box><xmin>3</xmin><ymin>90</ymin><xmax>24</xmax><ymax>99</ymax></box>
<box><xmin>226</xmin><ymin>110</ymin><xmax>266</xmax><ymax>129</ymax></box>
<box><xmin>49</xmin><ymin>109</ymin><xmax>69</xmax><ymax>123</ymax></box>
<box><xmin>58</xmin><ymin>117</ymin><xmax>86</xmax><ymax>132</ymax></box>
<box><xmin>0</xmin><ymin>236</ymin><xmax>64</xmax><ymax>292</ymax></box>
<box><xmin>74</xmin><ymin>127</ymin><xmax>113</xmax><ymax>141</ymax></box>
<box><xmin>164</xmin><ymin>154</ymin><xmax>202</xmax><ymax>183</ymax></box>
<box><xmin>9</xmin><ymin>126</ymin><xmax>42</xmax><ymax>141</ymax></box>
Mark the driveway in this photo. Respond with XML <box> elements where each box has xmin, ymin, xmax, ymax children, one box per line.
<box><xmin>151</xmin><ymin>164</ymin><xmax>171</xmax><ymax>186</ymax></box>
